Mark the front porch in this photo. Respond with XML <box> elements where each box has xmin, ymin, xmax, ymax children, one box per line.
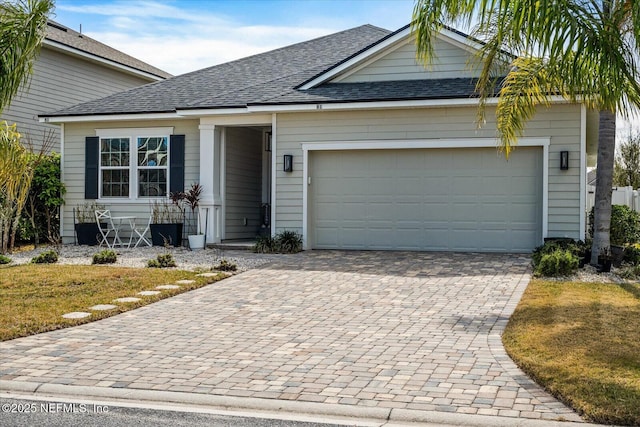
<box><xmin>198</xmin><ymin>116</ymin><xmax>272</xmax><ymax>245</ymax></box>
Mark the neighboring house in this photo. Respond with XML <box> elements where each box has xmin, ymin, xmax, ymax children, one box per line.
<box><xmin>1</xmin><ymin>20</ymin><xmax>171</xmax><ymax>149</ymax></box>
<box><xmin>41</xmin><ymin>23</ymin><xmax>599</xmax><ymax>252</ymax></box>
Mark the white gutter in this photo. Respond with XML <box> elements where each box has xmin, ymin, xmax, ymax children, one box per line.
<box><xmin>40</xmin><ymin>96</ymin><xmax>573</xmax><ymax>123</ymax></box>
<box><xmin>246</xmin><ymin>95</ymin><xmax>571</xmax><ymax>113</ymax></box>
<box><xmin>40</xmin><ymin>112</ymin><xmax>183</xmax><ymax>123</ymax></box>
<box><xmin>43</xmin><ymin>39</ymin><xmax>167</xmax><ymax>82</ymax></box>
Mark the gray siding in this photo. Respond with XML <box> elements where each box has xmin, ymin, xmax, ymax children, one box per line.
<box><xmin>61</xmin><ymin>119</ymin><xmax>200</xmax><ymax>243</ymax></box>
<box><xmin>0</xmin><ymin>47</ymin><xmax>153</xmax><ymax>150</ymax></box>
<box><xmin>337</xmin><ymin>38</ymin><xmax>479</xmax><ymax>82</ymax></box>
<box><xmin>225</xmin><ymin>127</ymin><xmax>263</xmax><ymax>240</ymax></box>
<box><xmin>275</xmin><ymin>104</ymin><xmax>583</xmax><ymax>240</ymax></box>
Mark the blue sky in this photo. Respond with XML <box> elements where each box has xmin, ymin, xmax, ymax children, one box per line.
<box><xmin>53</xmin><ymin>0</ymin><xmax>416</xmax><ymax>75</ymax></box>
<box><xmin>51</xmin><ymin>0</ymin><xmax>638</xmax><ymax>135</ymax></box>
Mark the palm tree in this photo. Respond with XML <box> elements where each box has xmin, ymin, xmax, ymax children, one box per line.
<box><xmin>412</xmin><ymin>0</ymin><xmax>640</xmax><ymax>264</ymax></box>
<box><xmin>0</xmin><ymin>0</ymin><xmax>53</xmax><ymax>252</ymax></box>
<box><xmin>0</xmin><ymin>0</ymin><xmax>54</xmax><ymax>113</ymax></box>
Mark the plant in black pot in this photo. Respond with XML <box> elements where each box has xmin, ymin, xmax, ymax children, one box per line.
<box><xmin>597</xmin><ymin>248</ymin><xmax>613</xmax><ymax>273</ymax></box>
<box><xmin>150</xmin><ymin>195</ymin><xmax>184</xmax><ymax>247</ymax></box>
<box><xmin>73</xmin><ymin>202</ymin><xmax>105</xmax><ymax>246</ymax></box>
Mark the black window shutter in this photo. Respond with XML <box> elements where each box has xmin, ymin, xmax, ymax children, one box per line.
<box><xmin>85</xmin><ymin>136</ymin><xmax>99</xmax><ymax>199</ymax></box>
<box><xmin>169</xmin><ymin>134</ymin><xmax>185</xmax><ymax>194</ymax></box>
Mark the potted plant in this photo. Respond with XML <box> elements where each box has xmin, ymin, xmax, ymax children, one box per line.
<box><xmin>184</xmin><ymin>183</ymin><xmax>205</xmax><ymax>250</ymax></box>
<box><xmin>73</xmin><ymin>202</ymin><xmax>104</xmax><ymax>245</ymax></box>
<box><xmin>149</xmin><ymin>195</ymin><xmax>184</xmax><ymax>247</ymax></box>
<box><xmin>597</xmin><ymin>248</ymin><xmax>613</xmax><ymax>273</ymax></box>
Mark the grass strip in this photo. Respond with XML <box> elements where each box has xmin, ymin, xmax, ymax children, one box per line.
<box><xmin>0</xmin><ymin>265</ymin><xmax>225</xmax><ymax>341</ymax></box>
<box><xmin>503</xmin><ymin>279</ymin><xmax>640</xmax><ymax>425</ymax></box>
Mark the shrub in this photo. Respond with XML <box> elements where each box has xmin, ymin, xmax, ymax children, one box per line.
<box><xmin>147</xmin><ymin>253</ymin><xmax>176</xmax><ymax>268</ymax></box>
<box><xmin>532</xmin><ymin>240</ymin><xmax>581</xmax><ymax>268</ymax></box>
<box><xmin>589</xmin><ymin>205</ymin><xmax>640</xmax><ymax>245</ymax></box>
<box><xmin>534</xmin><ymin>249</ymin><xmax>579</xmax><ymax>277</ymax></box>
<box><xmin>618</xmin><ymin>264</ymin><xmax>640</xmax><ymax>279</ymax></box>
<box><xmin>21</xmin><ymin>153</ymin><xmax>66</xmax><ymax>246</ymax></box>
<box><xmin>0</xmin><ymin>254</ymin><xmax>11</xmax><ymax>264</ymax></box>
<box><xmin>31</xmin><ymin>249</ymin><xmax>58</xmax><ymax>264</ymax></box>
<box><xmin>92</xmin><ymin>249</ymin><xmax>117</xmax><ymax>265</ymax></box>
<box><xmin>253</xmin><ymin>231</ymin><xmax>303</xmax><ymax>254</ymax></box>
<box><xmin>253</xmin><ymin>235</ymin><xmax>277</xmax><ymax>253</ymax></box>
<box><xmin>277</xmin><ymin>230</ymin><xmax>303</xmax><ymax>253</ymax></box>
<box><xmin>214</xmin><ymin>259</ymin><xmax>237</xmax><ymax>272</ymax></box>
<box><xmin>624</xmin><ymin>243</ymin><xmax>640</xmax><ymax>265</ymax></box>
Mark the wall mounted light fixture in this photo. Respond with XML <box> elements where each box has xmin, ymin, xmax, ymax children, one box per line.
<box><xmin>560</xmin><ymin>151</ymin><xmax>569</xmax><ymax>170</ymax></box>
<box><xmin>284</xmin><ymin>154</ymin><xmax>293</xmax><ymax>172</ymax></box>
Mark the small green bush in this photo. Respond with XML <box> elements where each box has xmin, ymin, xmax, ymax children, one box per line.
<box><xmin>214</xmin><ymin>259</ymin><xmax>237</xmax><ymax>272</ymax></box>
<box><xmin>31</xmin><ymin>249</ymin><xmax>58</xmax><ymax>264</ymax></box>
<box><xmin>534</xmin><ymin>249</ymin><xmax>579</xmax><ymax>277</ymax></box>
<box><xmin>147</xmin><ymin>253</ymin><xmax>176</xmax><ymax>268</ymax></box>
<box><xmin>253</xmin><ymin>231</ymin><xmax>303</xmax><ymax>254</ymax></box>
<box><xmin>92</xmin><ymin>249</ymin><xmax>117</xmax><ymax>265</ymax></box>
<box><xmin>0</xmin><ymin>254</ymin><xmax>11</xmax><ymax>264</ymax></box>
<box><xmin>618</xmin><ymin>264</ymin><xmax>640</xmax><ymax>280</ymax></box>
<box><xmin>532</xmin><ymin>240</ymin><xmax>581</xmax><ymax>268</ymax></box>
<box><xmin>277</xmin><ymin>230</ymin><xmax>303</xmax><ymax>253</ymax></box>
<box><xmin>253</xmin><ymin>235</ymin><xmax>277</xmax><ymax>253</ymax></box>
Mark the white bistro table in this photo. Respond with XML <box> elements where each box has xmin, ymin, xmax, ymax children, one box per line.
<box><xmin>110</xmin><ymin>216</ymin><xmax>136</xmax><ymax>248</ymax></box>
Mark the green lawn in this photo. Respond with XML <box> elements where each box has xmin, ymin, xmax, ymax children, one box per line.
<box><xmin>0</xmin><ymin>264</ymin><xmax>225</xmax><ymax>341</ymax></box>
<box><xmin>503</xmin><ymin>279</ymin><xmax>640</xmax><ymax>425</ymax></box>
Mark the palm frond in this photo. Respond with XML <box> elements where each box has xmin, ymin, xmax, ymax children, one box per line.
<box><xmin>0</xmin><ymin>0</ymin><xmax>54</xmax><ymax>113</ymax></box>
<box><xmin>495</xmin><ymin>57</ymin><xmax>566</xmax><ymax>158</ymax></box>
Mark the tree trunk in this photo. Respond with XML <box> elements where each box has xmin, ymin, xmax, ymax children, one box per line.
<box><xmin>591</xmin><ymin>109</ymin><xmax>616</xmax><ymax>265</ymax></box>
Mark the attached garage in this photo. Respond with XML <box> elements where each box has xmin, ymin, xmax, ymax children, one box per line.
<box><xmin>307</xmin><ymin>145</ymin><xmax>543</xmax><ymax>252</ymax></box>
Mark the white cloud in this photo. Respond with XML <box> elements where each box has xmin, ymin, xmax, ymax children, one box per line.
<box><xmin>60</xmin><ymin>1</ymin><xmax>340</xmax><ymax>74</ymax></box>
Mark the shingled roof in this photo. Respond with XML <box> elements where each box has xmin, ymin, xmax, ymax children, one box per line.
<box><xmin>42</xmin><ymin>24</ymin><xmax>490</xmax><ymax>118</ymax></box>
<box><xmin>45</xmin><ymin>20</ymin><xmax>172</xmax><ymax>80</ymax></box>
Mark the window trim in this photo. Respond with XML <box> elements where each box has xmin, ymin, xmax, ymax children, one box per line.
<box><xmin>95</xmin><ymin>127</ymin><xmax>174</xmax><ymax>201</ymax></box>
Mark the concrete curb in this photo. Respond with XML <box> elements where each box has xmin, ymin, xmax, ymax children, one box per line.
<box><xmin>0</xmin><ymin>380</ymin><xmax>601</xmax><ymax>427</ymax></box>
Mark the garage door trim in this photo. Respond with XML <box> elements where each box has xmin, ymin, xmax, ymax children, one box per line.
<box><xmin>301</xmin><ymin>137</ymin><xmax>550</xmax><ymax>250</ymax></box>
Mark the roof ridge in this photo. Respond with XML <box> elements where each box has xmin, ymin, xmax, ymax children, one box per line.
<box><xmin>173</xmin><ymin>24</ymin><xmax>391</xmax><ymax>80</ymax></box>
<box><xmin>295</xmin><ymin>23</ymin><xmax>410</xmax><ymax>89</ymax></box>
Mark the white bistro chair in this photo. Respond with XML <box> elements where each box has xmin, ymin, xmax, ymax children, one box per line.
<box><xmin>95</xmin><ymin>210</ymin><xmax>121</xmax><ymax>248</ymax></box>
<box><xmin>133</xmin><ymin>216</ymin><xmax>152</xmax><ymax>248</ymax></box>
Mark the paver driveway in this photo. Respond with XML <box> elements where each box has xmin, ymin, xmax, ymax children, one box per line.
<box><xmin>0</xmin><ymin>251</ymin><xmax>581</xmax><ymax>422</ymax></box>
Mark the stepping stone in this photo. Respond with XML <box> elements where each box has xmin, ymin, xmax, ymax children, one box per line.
<box><xmin>89</xmin><ymin>304</ymin><xmax>117</xmax><ymax>311</ymax></box>
<box><xmin>156</xmin><ymin>285</ymin><xmax>180</xmax><ymax>290</ymax></box>
<box><xmin>197</xmin><ymin>273</ymin><xmax>218</xmax><ymax>277</ymax></box>
<box><xmin>113</xmin><ymin>297</ymin><xmax>141</xmax><ymax>303</ymax></box>
<box><xmin>138</xmin><ymin>291</ymin><xmax>161</xmax><ymax>296</ymax></box>
<box><xmin>62</xmin><ymin>312</ymin><xmax>91</xmax><ymax>319</ymax></box>
<box><xmin>176</xmin><ymin>280</ymin><xmax>195</xmax><ymax>285</ymax></box>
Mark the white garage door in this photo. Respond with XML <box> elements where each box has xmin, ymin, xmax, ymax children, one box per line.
<box><xmin>309</xmin><ymin>147</ymin><xmax>542</xmax><ymax>252</ymax></box>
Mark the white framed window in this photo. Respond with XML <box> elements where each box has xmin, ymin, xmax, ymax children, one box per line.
<box><xmin>96</xmin><ymin>127</ymin><xmax>173</xmax><ymax>200</ymax></box>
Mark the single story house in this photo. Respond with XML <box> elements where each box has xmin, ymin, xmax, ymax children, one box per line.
<box><xmin>41</xmin><ymin>23</ymin><xmax>597</xmax><ymax>252</ymax></box>
<box><xmin>2</xmin><ymin>20</ymin><xmax>171</xmax><ymax>151</ymax></box>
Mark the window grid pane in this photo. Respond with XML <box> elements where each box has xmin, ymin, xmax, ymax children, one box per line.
<box><xmin>138</xmin><ymin>169</ymin><xmax>167</xmax><ymax>197</ymax></box>
<box><xmin>101</xmin><ymin>170</ymin><xmax>130</xmax><ymax>197</ymax></box>
<box><xmin>138</xmin><ymin>137</ymin><xmax>168</xmax><ymax>167</ymax></box>
<box><xmin>100</xmin><ymin>138</ymin><xmax>130</xmax><ymax>167</ymax></box>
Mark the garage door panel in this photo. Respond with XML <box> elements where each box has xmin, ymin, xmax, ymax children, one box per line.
<box><xmin>511</xmin><ymin>203</ymin><xmax>538</xmax><ymax>221</ymax></box>
<box><xmin>310</xmin><ymin>147</ymin><xmax>542</xmax><ymax>252</ymax></box>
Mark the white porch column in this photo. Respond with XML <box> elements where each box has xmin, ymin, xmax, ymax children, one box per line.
<box><xmin>199</xmin><ymin>124</ymin><xmax>222</xmax><ymax>244</ymax></box>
